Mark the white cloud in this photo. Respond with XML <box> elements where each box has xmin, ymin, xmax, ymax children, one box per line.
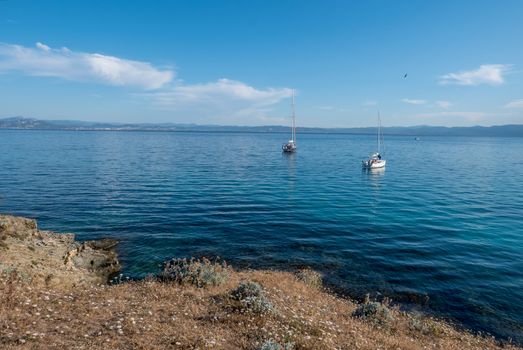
<box><xmin>142</xmin><ymin>78</ymin><xmax>293</xmax><ymax>120</ymax></box>
<box><xmin>0</xmin><ymin>42</ymin><xmax>293</xmax><ymax>122</ymax></box>
<box><xmin>439</xmin><ymin>64</ymin><xmax>510</xmax><ymax>86</ymax></box>
<box><xmin>363</xmin><ymin>100</ymin><xmax>378</xmax><ymax>106</ymax></box>
<box><xmin>436</xmin><ymin>100</ymin><xmax>452</xmax><ymax>109</ymax></box>
<box><xmin>319</xmin><ymin>105</ymin><xmax>346</xmax><ymax>112</ymax></box>
<box><xmin>504</xmin><ymin>99</ymin><xmax>523</xmax><ymax>109</ymax></box>
<box><xmin>35</xmin><ymin>42</ymin><xmax>51</xmax><ymax>52</ymax></box>
<box><xmin>402</xmin><ymin>99</ymin><xmax>452</xmax><ymax>109</ymax></box>
<box><xmin>0</xmin><ymin>42</ymin><xmax>174</xmax><ymax>89</ymax></box>
<box><xmin>402</xmin><ymin>98</ymin><xmax>427</xmax><ymax>105</ymax></box>
<box><xmin>148</xmin><ymin>79</ymin><xmax>292</xmax><ymax>106</ymax></box>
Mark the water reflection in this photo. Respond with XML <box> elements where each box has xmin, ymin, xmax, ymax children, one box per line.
<box><xmin>363</xmin><ymin>166</ymin><xmax>385</xmax><ymax>184</ymax></box>
<box><xmin>363</xmin><ymin>167</ymin><xmax>385</xmax><ymax>216</ymax></box>
<box><xmin>283</xmin><ymin>151</ymin><xmax>297</xmax><ymax>191</ymax></box>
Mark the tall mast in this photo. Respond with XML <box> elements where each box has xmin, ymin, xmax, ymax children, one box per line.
<box><xmin>291</xmin><ymin>89</ymin><xmax>296</xmax><ymax>143</ymax></box>
<box><xmin>377</xmin><ymin>110</ymin><xmax>381</xmax><ymax>153</ymax></box>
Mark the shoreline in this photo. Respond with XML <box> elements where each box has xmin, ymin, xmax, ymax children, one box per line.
<box><xmin>1</xmin><ymin>214</ymin><xmax>520</xmax><ymax>349</ymax></box>
<box><xmin>2</xmin><ymin>127</ymin><xmax>523</xmax><ymax>138</ymax></box>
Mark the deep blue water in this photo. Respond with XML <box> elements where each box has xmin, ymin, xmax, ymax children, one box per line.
<box><xmin>1</xmin><ymin>129</ymin><xmax>522</xmax><ymax>342</ymax></box>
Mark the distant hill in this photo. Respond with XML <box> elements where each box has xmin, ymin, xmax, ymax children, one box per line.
<box><xmin>1</xmin><ymin>116</ymin><xmax>522</xmax><ymax>137</ymax></box>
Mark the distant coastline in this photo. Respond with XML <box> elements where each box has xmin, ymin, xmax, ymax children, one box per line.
<box><xmin>2</xmin><ymin>116</ymin><xmax>523</xmax><ymax>137</ymax></box>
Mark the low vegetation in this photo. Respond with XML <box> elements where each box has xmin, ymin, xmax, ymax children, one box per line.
<box><xmin>230</xmin><ymin>281</ymin><xmax>275</xmax><ymax>314</ymax></box>
<box><xmin>258</xmin><ymin>339</ymin><xmax>295</xmax><ymax>350</ymax></box>
<box><xmin>161</xmin><ymin>257</ymin><xmax>230</xmax><ymax>287</ymax></box>
<box><xmin>295</xmin><ymin>268</ymin><xmax>322</xmax><ymax>290</ymax></box>
<box><xmin>351</xmin><ymin>298</ymin><xmax>394</xmax><ymax>328</ymax></box>
<box><xmin>0</xmin><ymin>218</ymin><xmax>9</xmax><ymax>250</ymax></box>
<box><xmin>1</xmin><ymin>266</ymin><xmax>519</xmax><ymax>350</ymax></box>
<box><xmin>407</xmin><ymin>313</ymin><xmax>445</xmax><ymax>336</ymax></box>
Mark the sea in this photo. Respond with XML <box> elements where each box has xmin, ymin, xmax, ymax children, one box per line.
<box><xmin>1</xmin><ymin>129</ymin><xmax>522</xmax><ymax>343</ymax></box>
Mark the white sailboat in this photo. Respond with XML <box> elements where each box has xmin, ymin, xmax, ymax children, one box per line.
<box><xmin>282</xmin><ymin>90</ymin><xmax>297</xmax><ymax>153</ymax></box>
<box><xmin>362</xmin><ymin>112</ymin><xmax>386</xmax><ymax>169</ymax></box>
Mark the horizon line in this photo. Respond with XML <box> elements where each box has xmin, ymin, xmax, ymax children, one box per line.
<box><xmin>1</xmin><ymin>116</ymin><xmax>523</xmax><ymax>130</ymax></box>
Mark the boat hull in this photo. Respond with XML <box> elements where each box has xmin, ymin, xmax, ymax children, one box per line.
<box><xmin>282</xmin><ymin>145</ymin><xmax>297</xmax><ymax>153</ymax></box>
<box><xmin>362</xmin><ymin>159</ymin><xmax>386</xmax><ymax>169</ymax></box>
<box><xmin>282</xmin><ymin>141</ymin><xmax>297</xmax><ymax>153</ymax></box>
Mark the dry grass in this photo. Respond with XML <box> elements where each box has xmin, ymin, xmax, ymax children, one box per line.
<box><xmin>1</xmin><ymin>268</ymin><xmax>519</xmax><ymax>350</ymax></box>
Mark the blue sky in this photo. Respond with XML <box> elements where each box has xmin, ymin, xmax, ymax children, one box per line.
<box><xmin>1</xmin><ymin>0</ymin><xmax>522</xmax><ymax>127</ymax></box>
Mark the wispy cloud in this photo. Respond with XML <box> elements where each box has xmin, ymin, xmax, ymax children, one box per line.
<box><xmin>504</xmin><ymin>99</ymin><xmax>523</xmax><ymax>109</ymax></box>
<box><xmin>435</xmin><ymin>100</ymin><xmax>452</xmax><ymax>109</ymax></box>
<box><xmin>403</xmin><ymin>99</ymin><xmax>453</xmax><ymax>109</ymax></box>
<box><xmin>319</xmin><ymin>105</ymin><xmax>347</xmax><ymax>112</ymax></box>
<box><xmin>439</xmin><ymin>64</ymin><xmax>511</xmax><ymax>86</ymax></box>
<box><xmin>0</xmin><ymin>42</ymin><xmax>174</xmax><ymax>89</ymax></box>
<box><xmin>142</xmin><ymin>78</ymin><xmax>293</xmax><ymax>120</ymax></box>
<box><xmin>0</xmin><ymin>41</ymin><xmax>294</xmax><ymax>121</ymax></box>
<box><xmin>362</xmin><ymin>100</ymin><xmax>378</xmax><ymax>107</ymax></box>
<box><xmin>401</xmin><ymin>98</ymin><xmax>427</xmax><ymax>105</ymax></box>
<box><xmin>147</xmin><ymin>79</ymin><xmax>292</xmax><ymax>106</ymax></box>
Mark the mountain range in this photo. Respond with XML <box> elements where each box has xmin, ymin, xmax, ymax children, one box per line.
<box><xmin>1</xmin><ymin>116</ymin><xmax>523</xmax><ymax>137</ymax></box>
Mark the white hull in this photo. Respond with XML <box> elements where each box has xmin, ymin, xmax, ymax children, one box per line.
<box><xmin>282</xmin><ymin>137</ymin><xmax>296</xmax><ymax>153</ymax></box>
<box><xmin>282</xmin><ymin>144</ymin><xmax>297</xmax><ymax>153</ymax></box>
<box><xmin>362</xmin><ymin>159</ymin><xmax>386</xmax><ymax>169</ymax></box>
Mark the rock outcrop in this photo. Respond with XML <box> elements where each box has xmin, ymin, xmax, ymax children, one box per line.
<box><xmin>0</xmin><ymin>215</ymin><xmax>119</xmax><ymax>288</ymax></box>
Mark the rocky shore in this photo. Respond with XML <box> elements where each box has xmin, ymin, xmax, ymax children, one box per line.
<box><xmin>0</xmin><ymin>215</ymin><xmax>119</xmax><ymax>288</ymax></box>
<box><xmin>0</xmin><ymin>215</ymin><xmax>520</xmax><ymax>349</ymax></box>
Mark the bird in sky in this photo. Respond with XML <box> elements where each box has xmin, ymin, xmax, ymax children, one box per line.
<box><xmin>403</xmin><ymin>73</ymin><xmax>408</xmax><ymax>78</ymax></box>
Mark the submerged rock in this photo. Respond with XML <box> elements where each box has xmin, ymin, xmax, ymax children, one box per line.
<box><xmin>0</xmin><ymin>214</ymin><xmax>119</xmax><ymax>288</ymax></box>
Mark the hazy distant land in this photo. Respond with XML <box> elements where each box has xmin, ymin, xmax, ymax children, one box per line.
<box><xmin>1</xmin><ymin>116</ymin><xmax>522</xmax><ymax>137</ymax></box>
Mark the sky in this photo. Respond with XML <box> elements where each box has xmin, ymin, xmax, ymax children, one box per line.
<box><xmin>0</xmin><ymin>0</ymin><xmax>522</xmax><ymax>127</ymax></box>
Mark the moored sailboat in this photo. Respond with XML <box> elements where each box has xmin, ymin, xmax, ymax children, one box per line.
<box><xmin>282</xmin><ymin>90</ymin><xmax>297</xmax><ymax>153</ymax></box>
<box><xmin>362</xmin><ymin>112</ymin><xmax>386</xmax><ymax>169</ymax></box>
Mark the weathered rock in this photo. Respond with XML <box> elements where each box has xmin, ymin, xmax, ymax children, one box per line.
<box><xmin>0</xmin><ymin>215</ymin><xmax>37</xmax><ymax>239</ymax></box>
<box><xmin>85</xmin><ymin>238</ymin><xmax>118</xmax><ymax>250</ymax></box>
<box><xmin>0</xmin><ymin>214</ymin><xmax>120</xmax><ymax>288</ymax></box>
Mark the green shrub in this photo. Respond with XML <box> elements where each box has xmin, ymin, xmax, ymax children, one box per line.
<box><xmin>161</xmin><ymin>257</ymin><xmax>230</xmax><ymax>288</ymax></box>
<box><xmin>352</xmin><ymin>301</ymin><xmax>394</xmax><ymax>327</ymax></box>
<box><xmin>231</xmin><ymin>281</ymin><xmax>274</xmax><ymax>314</ymax></box>
<box><xmin>231</xmin><ymin>280</ymin><xmax>263</xmax><ymax>300</ymax></box>
<box><xmin>258</xmin><ymin>339</ymin><xmax>294</xmax><ymax>350</ymax></box>
<box><xmin>0</xmin><ymin>220</ymin><xmax>7</xmax><ymax>232</ymax></box>
<box><xmin>408</xmin><ymin>314</ymin><xmax>443</xmax><ymax>336</ymax></box>
<box><xmin>295</xmin><ymin>268</ymin><xmax>322</xmax><ymax>289</ymax></box>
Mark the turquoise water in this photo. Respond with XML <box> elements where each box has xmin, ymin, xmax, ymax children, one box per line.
<box><xmin>0</xmin><ymin>129</ymin><xmax>522</xmax><ymax>342</ymax></box>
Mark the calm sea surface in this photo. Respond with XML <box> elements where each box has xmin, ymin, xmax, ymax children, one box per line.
<box><xmin>1</xmin><ymin>130</ymin><xmax>522</xmax><ymax>342</ymax></box>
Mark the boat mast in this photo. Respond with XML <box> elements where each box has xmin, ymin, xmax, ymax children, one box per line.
<box><xmin>377</xmin><ymin>110</ymin><xmax>381</xmax><ymax>153</ymax></box>
<box><xmin>291</xmin><ymin>89</ymin><xmax>296</xmax><ymax>143</ymax></box>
